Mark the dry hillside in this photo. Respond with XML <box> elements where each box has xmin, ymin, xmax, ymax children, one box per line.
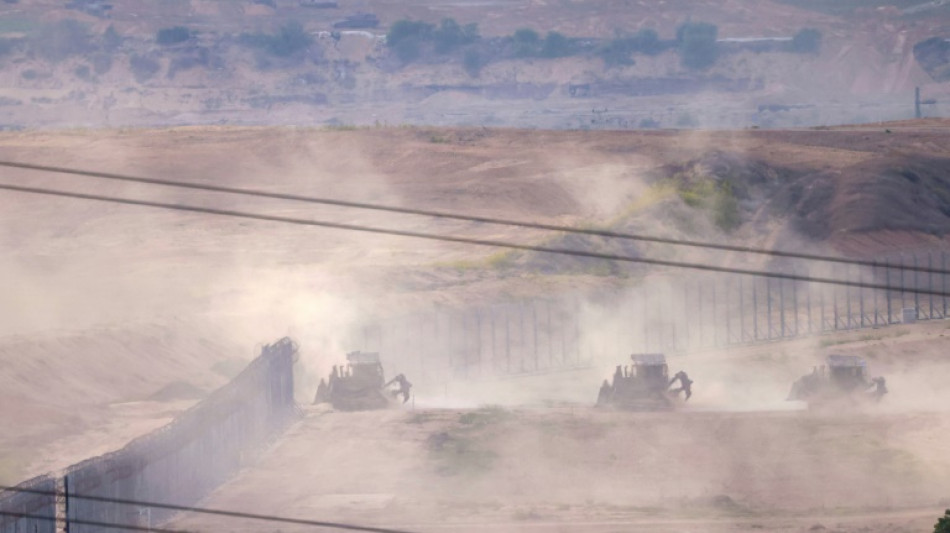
<box><xmin>2</xmin><ymin>123</ymin><xmax>950</xmax><ymax>486</ymax></box>
<box><xmin>0</xmin><ymin>0</ymin><xmax>947</xmax><ymax>129</ymax></box>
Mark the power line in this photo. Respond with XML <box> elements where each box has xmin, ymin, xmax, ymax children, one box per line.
<box><xmin>1</xmin><ymin>182</ymin><xmax>948</xmax><ymax>297</ymax></box>
<box><xmin>0</xmin><ymin>510</ymin><xmax>187</xmax><ymax>533</ymax></box>
<box><xmin>0</xmin><ymin>159</ymin><xmax>944</xmax><ymax>275</ymax></box>
<box><xmin>0</xmin><ymin>486</ymin><xmax>418</xmax><ymax>533</ymax></box>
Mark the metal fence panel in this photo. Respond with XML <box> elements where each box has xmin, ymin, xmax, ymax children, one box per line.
<box><xmin>63</xmin><ymin>337</ymin><xmax>297</xmax><ymax>532</ymax></box>
<box><xmin>0</xmin><ymin>475</ymin><xmax>56</xmax><ymax>533</ymax></box>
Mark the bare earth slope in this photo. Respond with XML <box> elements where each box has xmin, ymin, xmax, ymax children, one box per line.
<box><xmin>171</xmin><ymin>322</ymin><xmax>950</xmax><ymax>533</ymax></box>
<box><xmin>1</xmin><ymin>123</ymin><xmax>950</xmax><ymax>531</ymax></box>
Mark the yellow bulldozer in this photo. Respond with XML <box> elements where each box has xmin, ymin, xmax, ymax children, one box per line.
<box><xmin>596</xmin><ymin>353</ymin><xmax>693</xmax><ymax>410</ymax></box>
<box><xmin>787</xmin><ymin>354</ymin><xmax>887</xmax><ymax>408</ymax></box>
<box><xmin>313</xmin><ymin>351</ymin><xmax>412</xmax><ymax>411</ymax></box>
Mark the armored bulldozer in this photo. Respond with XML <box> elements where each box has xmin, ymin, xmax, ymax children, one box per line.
<box><xmin>313</xmin><ymin>351</ymin><xmax>412</xmax><ymax>411</ymax></box>
<box><xmin>596</xmin><ymin>353</ymin><xmax>693</xmax><ymax>410</ymax></box>
<box><xmin>787</xmin><ymin>354</ymin><xmax>887</xmax><ymax>407</ymax></box>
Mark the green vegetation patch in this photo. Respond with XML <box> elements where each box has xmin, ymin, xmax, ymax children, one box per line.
<box><xmin>156</xmin><ymin>26</ymin><xmax>192</xmax><ymax>46</ymax></box>
<box><xmin>426</xmin><ymin>430</ymin><xmax>498</xmax><ymax>477</ymax></box>
<box><xmin>675</xmin><ymin>178</ymin><xmax>740</xmax><ymax>232</ymax></box>
<box><xmin>935</xmin><ymin>509</ymin><xmax>950</xmax><ymax>533</ymax></box>
<box><xmin>676</xmin><ymin>21</ymin><xmax>718</xmax><ymax>70</ymax></box>
<box><xmin>239</xmin><ymin>22</ymin><xmax>313</xmax><ymax>58</ymax></box>
<box><xmin>457</xmin><ymin>405</ymin><xmax>511</xmax><ymax>427</ymax></box>
<box><xmin>425</xmin><ymin>406</ymin><xmax>512</xmax><ymax>477</ymax></box>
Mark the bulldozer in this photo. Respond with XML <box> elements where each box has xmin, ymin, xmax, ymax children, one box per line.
<box><xmin>313</xmin><ymin>351</ymin><xmax>412</xmax><ymax>411</ymax></box>
<box><xmin>787</xmin><ymin>354</ymin><xmax>887</xmax><ymax>407</ymax></box>
<box><xmin>596</xmin><ymin>353</ymin><xmax>693</xmax><ymax>410</ymax></box>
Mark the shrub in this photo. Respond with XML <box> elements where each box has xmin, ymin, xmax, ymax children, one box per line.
<box><xmin>91</xmin><ymin>53</ymin><xmax>112</xmax><ymax>75</ymax></box>
<box><xmin>101</xmin><ymin>24</ymin><xmax>121</xmax><ymax>52</ymax></box>
<box><xmin>156</xmin><ymin>26</ymin><xmax>191</xmax><ymax>45</ymax></box>
<box><xmin>432</xmin><ymin>18</ymin><xmax>478</xmax><ymax>54</ymax></box>
<box><xmin>239</xmin><ymin>22</ymin><xmax>313</xmax><ymax>59</ymax></box>
<box><xmin>676</xmin><ymin>21</ymin><xmax>718</xmax><ymax>70</ymax></box>
<box><xmin>31</xmin><ymin>19</ymin><xmax>91</xmax><ymax>62</ymax></box>
<box><xmin>0</xmin><ymin>38</ymin><xmax>15</xmax><ymax>56</ymax></box>
<box><xmin>387</xmin><ymin>19</ymin><xmax>434</xmax><ymax>47</ymax></box>
<box><xmin>632</xmin><ymin>28</ymin><xmax>665</xmax><ymax>55</ymax></box>
<box><xmin>386</xmin><ymin>19</ymin><xmax>433</xmax><ymax>63</ymax></box>
<box><xmin>540</xmin><ymin>31</ymin><xmax>574</xmax><ymax>58</ymax></box>
<box><xmin>513</xmin><ymin>28</ymin><xmax>539</xmax><ymax>44</ymax></box>
<box><xmin>74</xmin><ymin>64</ymin><xmax>91</xmax><ymax>81</ymax></box>
<box><xmin>463</xmin><ymin>49</ymin><xmax>486</xmax><ymax>77</ymax></box>
<box><xmin>598</xmin><ymin>28</ymin><xmax>666</xmax><ymax>67</ymax></box>
<box><xmin>713</xmin><ymin>184</ymin><xmax>741</xmax><ymax>231</ymax></box>
<box><xmin>129</xmin><ymin>54</ymin><xmax>160</xmax><ymax>83</ymax></box>
<box><xmin>598</xmin><ymin>39</ymin><xmax>635</xmax><ymax>67</ymax></box>
<box><xmin>512</xmin><ymin>27</ymin><xmax>540</xmax><ymax>56</ymax></box>
<box><xmin>791</xmin><ymin>27</ymin><xmax>822</xmax><ymax>54</ymax></box>
<box><xmin>936</xmin><ymin>509</ymin><xmax>950</xmax><ymax>533</ymax></box>
<box><xmin>268</xmin><ymin>21</ymin><xmax>312</xmax><ymax>56</ymax></box>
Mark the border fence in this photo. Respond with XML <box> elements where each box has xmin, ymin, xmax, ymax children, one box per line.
<box><xmin>0</xmin><ymin>475</ymin><xmax>57</xmax><ymax>533</ymax></box>
<box><xmin>0</xmin><ymin>337</ymin><xmax>297</xmax><ymax>532</ymax></box>
<box><xmin>355</xmin><ymin>250</ymin><xmax>950</xmax><ymax>382</ymax></box>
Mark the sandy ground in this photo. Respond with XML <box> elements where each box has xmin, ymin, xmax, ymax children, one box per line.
<box><xmin>1</xmin><ymin>124</ymin><xmax>949</xmax><ymax>531</ymax></box>
<box><xmin>169</xmin><ymin>321</ymin><xmax>950</xmax><ymax>533</ymax></box>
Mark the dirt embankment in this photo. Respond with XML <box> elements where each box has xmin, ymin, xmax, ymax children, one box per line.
<box><xmin>2</xmin><ymin>124</ymin><xmax>950</xmax><ymax>518</ymax></box>
<box><xmin>170</xmin><ymin>320</ymin><xmax>950</xmax><ymax>533</ymax></box>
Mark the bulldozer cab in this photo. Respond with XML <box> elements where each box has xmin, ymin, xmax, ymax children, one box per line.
<box><xmin>826</xmin><ymin>354</ymin><xmax>868</xmax><ymax>392</ymax></box>
<box><xmin>344</xmin><ymin>351</ymin><xmax>384</xmax><ymax>385</ymax></box>
<box><xmin>597</xmin><ymin>353</ymin><xmax>676</xmax><ymax>410</ymax></box>
<box><xmin>631</xmin><ymin>353</ymin><xmax>669</xmax><ymax>384</ymax></box>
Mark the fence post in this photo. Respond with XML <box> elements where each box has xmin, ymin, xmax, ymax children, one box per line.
<box><xmin>643</xmin><ymin>284</ymin><xmax>650</xmax><ymax>351</ymax></box>
<box><xmin>900</xmin><ymin>254</ymin><xmax>906</xmax><ymax>312</ymax></box>
<box><xmin>929</xmin><ymin>252</ymin><xmax>934</xmax><ymax>319</ymax></box>
<box><xmin>873</xmin><ymin>261</ymin><xmax>879</xmax><ymax>327</ymax></box>
<box><xmin>859</xmin><ymin>266</ymin><xmax>865</xmax><ymax>327</ymax></box>
<box><xmin>943</xmin><ymin>251</ymin><xmax>948</xmax><ymax>318</ymax></box>
<box><xmin>886</xmin><ymin>258</ymin><xmax>892</xmax><ymax>324</ymax></box>
<box><xmin>712</xmin><ymin>277</ymin><xmax>719</xmax><ymax>347</ymax></box>
<box><xmin>914</xmin><ymin>253</ymin><xmax>920</xmax><ymax>319</ymax></box>
<box><xmin>753</xmin><ymin>278</ymin><xmax>759</xmax><ymax>341</ymax></box>
<box><xmin>779</xmin><ymin>278</ymin><xmax>786</xmax><ymax>338</ymax></box>
<box><xmin>845</xmin><ymin>268</ymin><xmax>852</xmax><ymax>329</ymax></box>
<box><xmin>739</xmin><ymin>276</ymin><xmax>745</xmax><ymax>343</ymax></box>
<box><xmin>64</xmin><ymin>475</ymin><xmax>70</xmax><ymax>533</ymax></box>
<box><xmin>834</xmin><ymin>282</ymin><xmax>839</xmax><ymax>330</ymax></box>
<box><xmin>792</xmin><ymin>280</ymin><xmax>799</xmax><ymax>337</ymax></box>
<box><xmin>807</xmin><ymin>283</ymin><xmax>812</xmax><ymax>334</ymax></box>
